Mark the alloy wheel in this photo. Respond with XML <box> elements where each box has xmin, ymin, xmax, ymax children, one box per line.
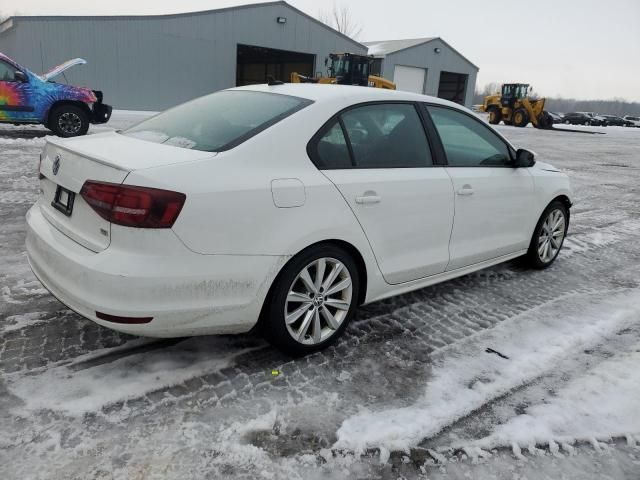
<box><xmin>58</xmin><ymin>112</ymin><xmax>82</xmax><ymax>135</ymax></box>
<box><xmin>537</xmin><ymin>208</ymin><xmax>566</xmax><ymax>263</ymax></box>
<box><xmin>284</xmin><ymin>257</ymin><xmax>353</xmax><ymax>345</ymax></box>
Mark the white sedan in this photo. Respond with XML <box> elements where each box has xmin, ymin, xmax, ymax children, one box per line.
<box><xmin>26</xmin><ymin>84</ymin><xmax>572</xmax><ymax>355</ymax></box>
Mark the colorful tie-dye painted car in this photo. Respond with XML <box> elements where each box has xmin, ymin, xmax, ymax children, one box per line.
<box><xmin>0</xmin><ymin>53</ymin><xmax>111</xmax><ymax>137</ymax></box>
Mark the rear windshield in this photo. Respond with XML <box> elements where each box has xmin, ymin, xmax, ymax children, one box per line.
<box><xmin>122</xmin><ymin>90</ymin><xmax>312</xmax><ymax>152</ymax></box>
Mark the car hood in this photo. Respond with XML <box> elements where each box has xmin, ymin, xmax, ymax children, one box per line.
<box><xmin>535</xmin><ymin>161</ymin><xmax>561</xmax><ymax>172</ymax></box>
<box><xmin>40</xmin><ymin>58</ymin><xmax>87</xmax><ymax>81</ymax></box>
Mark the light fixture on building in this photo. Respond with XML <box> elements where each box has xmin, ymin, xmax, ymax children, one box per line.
<box><xmin>276</xmin><ymin>16</ymin><xmax>287</xmax><ymax>24</ymax></box>
<box><xmin>434</xmin><ymin>47</ymin><xmax>441</xmax><ymax>54</ymax></box>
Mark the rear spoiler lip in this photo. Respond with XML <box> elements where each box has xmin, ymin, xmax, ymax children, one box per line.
<box><xmin>45</xmin><ymin>136</ymin><xmax>130</xmax><ymax>172</ymax></box>
<box><xmin>45</xmin><ymin>133</ymin><xmax>219</xmax><ymax>172</ymax></box>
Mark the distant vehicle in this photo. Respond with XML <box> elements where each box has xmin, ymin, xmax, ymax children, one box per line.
<box><xmin>585</xmin><ymin>112</ymin><xmax>607</xmax><ymax>126</ymax></box>
<box><xmin>0</xmin><ymin>52</ymin><xmax>111</xmax><ymax>137</ymax></box>
<box><xmin>547</xmin><ymin>112</ymin><xmax>564</xmax><ymax>124</ymax></box>
<box><xmin>26</xmin><ymin>84</ymin><xmax>572</xmax><ymax>355</ymax></box>
<box><xmin>291</xmin><ymin>52</ymin><xmax>396</xmax><ymax>90</ymax></box>
<box><xmin>562</xmin><ymin>112</ymin><xmax>591</xmax><ymax>125</ymax></box>
<box><xmin>562</xmin><ymin>112</ymin><xmax>605</xmax><ymax>126</ymax></box>
<box><xmin>479</xmin><ymin>83</ymin><xmax>553</xmax><ymax>129</ymax></box>
<box><xmin>600</xmin><ymin>115</ymin><xmax>628</xmax><ymax>127</ymax></box>
<box><xmin>623</xmin><ymin>115</ymin><xmax>640</xmax><ymax>127</ymax></box>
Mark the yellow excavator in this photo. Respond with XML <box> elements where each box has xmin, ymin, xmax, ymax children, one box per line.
<box><xmin>479</xmin><ymin>83</ymin><xmax>553</xmax><ymax>129</ymax></box>
<box><xmin>291</xmin><ymin>53</ymin><xmax>396</xmax><ymax>89</ymax></box>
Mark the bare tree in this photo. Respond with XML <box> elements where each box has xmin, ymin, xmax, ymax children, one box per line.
<box><xmin>318</xmin><ymin>3</ymin><xmax>362</xmax><ymax>39</ymax></box>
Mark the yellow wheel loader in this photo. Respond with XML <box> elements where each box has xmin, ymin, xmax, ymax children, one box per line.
<box><xmin>479</xmin><ymin>83</ymin><xmax>553</xmax><ymax>129</ymax></box>
<box><xmin>291</xmin><ymin>53</ymin><xmax>396</xmax><ymax>89</ymax></box>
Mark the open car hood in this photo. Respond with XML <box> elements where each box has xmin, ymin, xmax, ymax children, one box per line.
<box><xmin>40</xmin><ymin>58</ymin><xmax>87</xmax><ymax>81</ymax></box>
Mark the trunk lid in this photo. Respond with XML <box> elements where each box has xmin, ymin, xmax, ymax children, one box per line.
<box><xmin>39</xmin><ymin>134</ymin><xmax>214</xmax><ymax>252</ymax></box>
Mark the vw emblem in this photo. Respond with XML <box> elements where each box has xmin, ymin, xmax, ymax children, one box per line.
<box><xmin>52</xmin><ymin>155</ymin><xmax>61</xmax><ymax>175</ymax></box>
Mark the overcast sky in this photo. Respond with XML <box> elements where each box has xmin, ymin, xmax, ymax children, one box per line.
<box><xmin>6</xmin><ymin>0</ymin><xmax>640</xmax><ymax>101</ymax></box>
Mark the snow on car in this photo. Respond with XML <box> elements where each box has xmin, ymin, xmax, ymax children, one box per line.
<box><xmin>0</xmin><ymin>52</ymin><xmax>112</xmax><ymax>136</ymax></box>
<box><xmin>25</xmin><ymin>84</ymin><xmax>572</xmax><ymax>355</ymax></box>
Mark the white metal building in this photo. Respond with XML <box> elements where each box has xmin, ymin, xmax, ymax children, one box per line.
<box><xmin>364</xmin><ymin>37</ymin><xmax>479</xmax><ymax>106</ymax></box>
<box><xmin>0</xmin><ymin>1</ymin><xmax>366</xmax><ymax>111</ymax></box>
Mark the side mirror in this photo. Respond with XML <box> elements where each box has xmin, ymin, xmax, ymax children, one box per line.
<box><xmin>514</xmin><ymin>148</ymin><xmax>535</xmax><ymax>168</ymax></box>
<box><xmin>14</xmin><ymin>71</ymin><xmax>28</xmax><ymax>82</ymax></box>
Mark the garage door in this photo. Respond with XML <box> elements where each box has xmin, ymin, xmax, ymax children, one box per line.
<box><xmin>437</xmin><ymin>71</ymin><xmax>468</xmax><ymax>104</ymax></box>
<box><xmin>393</xmin><ymin>65</ymin><xmax>426</xmax><ymax>94</ymax></box>
<box><xmin>236</xmin><ymin>44</ymin><xmax>314</xmax><ymax>86</ymax></box>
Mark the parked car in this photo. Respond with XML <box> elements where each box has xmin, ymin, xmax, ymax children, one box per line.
<box><xmin>0</xmin><ymin>53</ymin><xmax>111</xmax><ymax>136</ymax></box>
<box><xmin>600</xmin><ymin>115</ymin><xmax>628</xmax><ymax>126</ymax></box>
<box><xmin>26</xmin><ymin>84</ymin><xmax>572</xmax><ymax>355</ymax></box>
<box><xmin>547</xmin><ymin>111</ymin><xmax>564</xmax><ymax>124</ymax></box>
<box><xmin>562</xmin><ymin>112</ymin><xmax>603</xmax><ymax>126</ymax></box>
<box><xmin>623</xmin><ymin>115</ymin><xmax>640</xmax><ymax>127</ymax></box>
<box><xmin>585</xmin><ymin>112</ymin><xmax>607</xmax><ymax>126</ymax></box>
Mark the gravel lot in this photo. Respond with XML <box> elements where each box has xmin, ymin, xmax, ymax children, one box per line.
<box><xmin>1</xmin><ymin>114</ymin><xmax>639</xmax><ymax>479</ymax></box>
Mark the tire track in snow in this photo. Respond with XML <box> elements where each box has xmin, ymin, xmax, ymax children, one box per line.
<box><xmin>333</xmin><ymin>289</ymin><xmax>640</xmax><ymax>454</ymax></box>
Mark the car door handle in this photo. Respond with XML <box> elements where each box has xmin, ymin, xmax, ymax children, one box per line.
<box><xmin>355</xmin><ymin>193</ymin><xmax>381</xmax><ymax>204</ymax></box>
<box><xmin>456</xmin><ymin>185</ymin><xmax>474</xmax><ymax>196</ymax></box>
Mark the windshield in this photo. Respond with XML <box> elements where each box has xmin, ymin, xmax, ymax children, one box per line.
<box><xmin>122</xmin><ymin>90</ymin><xmax>311</xmax><ymax>152</ymax></box>
<box><xmin>330</xmin><ymin>56</ymin><xmax>350</xmax><ymax>77</ymax></box>
<box><xmin>515</xmin><ymin>85</ymin><xmax>529</xmax><ymax>98</ymax></box>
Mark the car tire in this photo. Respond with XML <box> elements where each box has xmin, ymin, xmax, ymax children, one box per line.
<box><xmin>49</xmin><ymin>104</ymin><xmax>89</xmax><ymax>137</ymax></box>
<box><xmin>487</xmin><ymin>106</ymin><xmax>502</xmax><ymax>125</ymax></box>
<box><xmin>526</xmin><ymin>200</ymin><xmax>569</xmax><ymax>269</ymax></box>
<box><xmin>262</xmin><ymin>244</ymin><xmax>360</xmax><ymax>356</ymax></box>
<box><xmin>537</xmin><ymin>112</ymin><xmax>553</xmax><ymax>129</ymax></box>
<box><xmin>512</xmin><ymin>108</ymin><xmax>529</xmax><ymax>127</ymax></box>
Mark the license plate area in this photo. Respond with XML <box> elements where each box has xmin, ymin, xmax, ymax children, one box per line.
<box><xmin>51</xmin><ymin>185</ymin><xmax>76</xmax><ymax>217</ymax></box>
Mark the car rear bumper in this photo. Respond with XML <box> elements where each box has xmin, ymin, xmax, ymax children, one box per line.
<box><xmin>26</xmin><ymin>204</ymin><xmax>287</xmax><ymax>337</ymax></box>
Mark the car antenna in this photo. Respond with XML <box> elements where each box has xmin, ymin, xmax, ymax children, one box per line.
<box><xmin>267</xmin><ymin>75</ymin><xmax>284</xmax><ymax>86</ymax></box>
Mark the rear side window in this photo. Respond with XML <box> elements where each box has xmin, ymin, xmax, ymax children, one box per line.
<box><xmin>428</xmin><ymin>106</ymin><xmax>511</xmax><ymax>167</ymax></box>
<box><xmin>314</xmin><ymin>121</ymin><xmax>352</xmax><ymax>169</ymax></box>
<box><xmin>123</xmin><ymin>90</ymin><xmax>311</xmax><ymax>152</ymax></box>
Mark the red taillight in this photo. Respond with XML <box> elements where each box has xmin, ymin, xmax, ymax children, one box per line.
<box><xmin>80</xmin><ymin>181</ymin><xmax>185</xmax><ymax>228</ymax></box>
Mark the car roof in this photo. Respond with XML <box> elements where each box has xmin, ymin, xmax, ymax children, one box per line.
<box><xmin>231</xmin><ymin>83</ymin><xmax>465</xmax><ymax>110</ymax></box>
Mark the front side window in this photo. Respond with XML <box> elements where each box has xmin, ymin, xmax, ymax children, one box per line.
<box><xmin>123</xmin><ymin>91</ymin><xmax>311</xmax><ymax>152</ymax></box>
<box><xmin>0</xmin><ymin>60</ymin><xmax>19</xmax><ymax>82</ymax></box>
<box><xmin>340</xmin><ymin>103</ymin><xmax>432</xmax><ymax>168</ymax></box>
<box><xmin>428</xmin><ymin>105</ymin><xmax>512</xmax><ymax>167</ymax></box>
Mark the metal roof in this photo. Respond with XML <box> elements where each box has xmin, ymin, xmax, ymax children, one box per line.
<box><xmin>0</xmin><ymin>1</ymin><xmax>367</xmax><ymax>50</ymax></box>
<box><xmin>363</xmin><ymin>36</ymin><xmax>479</xmax><ymax>70</ymax></box>
<box><xmin>363</xmin><ymin>37</ymin><xmax>436</xmax><ymax>56</ymax></box>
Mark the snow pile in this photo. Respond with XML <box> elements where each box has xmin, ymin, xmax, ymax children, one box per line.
<box><xmin>6</xmin><ymin>337</ymin><xmax>260</xmax><ymax>415</ymax></box>
<box><xmin>475</xmin><ymin>344</ymin><xmax>640</xmax><ymax>450</ymax></box>
<box><xmin>0</xmin><ymin>136</ymin><xmax>47</xmax><ymax>146</ymax></box>
<box><xmin>333</xmin><ymin>289</ymin><xmax>640</xmax><ymax>454</ymax></box>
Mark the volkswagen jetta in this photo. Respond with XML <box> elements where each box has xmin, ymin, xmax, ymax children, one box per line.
<box><xmin>26</xmin><ymin>84</ymin><xmax>572</xmax><ymax>354</ymax></box>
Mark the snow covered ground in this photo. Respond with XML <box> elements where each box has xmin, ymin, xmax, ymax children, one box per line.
<box><xmin>1</xmin><ymin>114</ymin><xmax>640</xmax><ymax>479</ymax></box>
